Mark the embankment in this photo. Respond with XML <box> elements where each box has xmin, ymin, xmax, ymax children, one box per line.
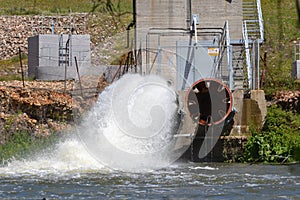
<box><xmin>0</xmin><ymin>77</ymin><xmax>108</xmax><ymax>144</ymax></box>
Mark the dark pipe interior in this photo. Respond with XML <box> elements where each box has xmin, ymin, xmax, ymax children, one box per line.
<box><xmin>186</xmin><ymin>79</ymin><xmax>232</xmax><ymax>126</ymax></box>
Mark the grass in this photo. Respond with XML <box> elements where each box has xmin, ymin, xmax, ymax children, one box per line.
<box><xmin>0</xmin><ymin>54</ymin><xmax>26</xmax><ymax>69</ymax></box>
<box><xmin>0</xmin><ymin>130</ymin><xmax>61</xmax><ymax>162</ymax></box>
<box><xmin>0</xmin><ymin>0</ymin><xmax>132</xmax><ymax>15</ymax></box>
<box><xmin>0</xmin><ymin>54</ymin><xmax>29</xmax><ymax>81</ymax></box>
<box><xmin>261</xmin><ymin>0</ymin><xmax>300</xmax><ymax>95</ymax></box>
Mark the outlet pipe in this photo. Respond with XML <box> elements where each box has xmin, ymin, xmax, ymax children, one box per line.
<box><xmin>185</xmin><ymin>78</ymin><xmax>233</xmax><ymax>126</ymax></box>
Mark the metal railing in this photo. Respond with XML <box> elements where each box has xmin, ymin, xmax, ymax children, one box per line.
<box><xmin>242</xmin><ymin>0</ymin><xmax>264</xmax><ymax>89</ymax></box>
<box><xmin>294</xmin><ymin>42</ymin><xmax>300</xmax><ymax>61</ymax></box>
<box><xmin>242</xmin><ymin>21</ymin><xmax>252</xmax><ymax>89</ymax></box>
<box><xmin>256</xmin><ymin>0</ymin><xmax>264</xmax><ymax>42</ymax></box>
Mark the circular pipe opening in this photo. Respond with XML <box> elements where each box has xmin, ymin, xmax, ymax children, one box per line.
<box><xmin>185</xmin><ymin>78</ymin><xmax>233</xmax><ymax>126</ymax></box>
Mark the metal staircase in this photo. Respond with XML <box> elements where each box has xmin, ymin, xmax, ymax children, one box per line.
<box><xmin>242</xmin><ymin>0</ymin><xmax>264</xmax><ymax>42</ymax></box>
<box><xmin>232</xmin><ymin>44</ymin><xmax>246</xmax><ymax>90</ymax></box>
<box><xmin>231</xmin><ymin>0</ymin><xmax>264</xmax><ymax>90</ymax></box>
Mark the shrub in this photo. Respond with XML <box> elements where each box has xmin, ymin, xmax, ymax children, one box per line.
<box><xmin>242</xmin><ymin>105</ymin><xmax>300</xmax><ymax>163</ymax></box>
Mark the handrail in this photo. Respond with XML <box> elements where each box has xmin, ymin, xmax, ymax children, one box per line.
<box><xmin>225</xmin><ymin>21</ymin><xmax>233</xmax><ymax>90</ymax></box>
<box><xmin>211</xmin><ymin>22</ymin><xmax>227</xmax><ymax>79</ymax></box>
<box><xmin>242</xmin><ymin>21</ymin><xmax>252</xmax><ymax>89</ymax></box>
<box><xmin>256</xmin><ymin>0</ymin><xmax>264</xmax><ymax>42</ymax></box>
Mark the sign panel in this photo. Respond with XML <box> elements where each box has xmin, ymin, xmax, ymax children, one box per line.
<box><xmin>208</xmin><ymin>48</ymin><xmax>219</xmax><ymax>56</ymax></box>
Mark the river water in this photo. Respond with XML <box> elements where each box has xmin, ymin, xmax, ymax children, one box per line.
<box><xmin>1</xmin><ymin>74</ymin><xmax>299</xmax><ymax>199</ymax></box>
<box><xmin>0</xmin><ymin>137</ymin><xmax>299</xmax><ymax>199</ymax></box>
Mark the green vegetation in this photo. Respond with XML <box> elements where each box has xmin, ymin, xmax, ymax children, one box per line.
<box><xmin>0</xmin><ymin>54</ymin><xmax>29</xmax><ymax>81</ymax></box>
<box><xmin>241</xmin><ymin>0</ymin><xmax>300</xmax><ymax>164</ymax></box>
<box><xmin>261</xmin><ymin>0</ymin><xmax>299</xmax><ymax>95</ymax></box>
<box><xmin>242</xmin><ymin>105</ymin><xmax>300</xmax><ymax>163</ymax></box>
<box><xmin>0</xmin><ymin>130</ymin><xmax>60</xmax><ymax>162</ymax></box>
<box><xmin>0</xmin><ymin>0</ymin><xmax>132</xmax><ymax>15</ymax></box>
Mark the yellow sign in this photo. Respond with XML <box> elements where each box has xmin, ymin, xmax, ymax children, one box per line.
<box><xmin>208</xmin><ymin>48</ymin><xmax>219</xmax><ymax>56</ymax></box>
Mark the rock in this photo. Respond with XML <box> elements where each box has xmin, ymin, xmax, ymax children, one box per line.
<box><xmin>0</xmin><ymin>77</ymin><xmax>108</xmax><ymax>141</ymax></box>
<box><xmin>272</xmin><ymin>90</ymin><xmax>300</xmax><ymax>113</ymax></box>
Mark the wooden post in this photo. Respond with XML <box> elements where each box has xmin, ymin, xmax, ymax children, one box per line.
<box><xmin>75</xmin><ymin>56</ymin><xmax>83</xmax><ymax>97</ymax></box>
<box><xmin>18</xmin><ymin>47</ymin><xmax>25</xmax><ymax>87</ymax></box>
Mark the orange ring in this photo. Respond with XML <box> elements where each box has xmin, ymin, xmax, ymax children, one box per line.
<box><xmin>185</xmin><ymin>78</ymin><xmax>233</xmax><ymax>126</ymax></box>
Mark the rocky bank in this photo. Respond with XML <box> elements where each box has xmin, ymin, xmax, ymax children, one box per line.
<box><xmin>0</xmin><ymin>77</ymin><xmax>108</xmax><ymax>144</ymax></box>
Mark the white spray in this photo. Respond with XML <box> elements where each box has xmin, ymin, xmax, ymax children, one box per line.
<box><xmin>0</xmin><ymin>74</ymin><xmax>180</xmax><ymax>175</ymax></box>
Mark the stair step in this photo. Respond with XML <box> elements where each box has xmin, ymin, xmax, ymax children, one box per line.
<box><xmin>247</xmin><ymin>29</ymin><xmax>260</xmax><ymax>33</ymax></box>
<box><xmin>245</xmin><ymin>22</ymin><xmax>260</xmax><ymax>25</ymax></box>
<box><xmin>243</xmin><ymin>7</ymin><xmax>257</xmax><ymax>10</ymax></box>
<box><xmin>243</xmin><ymin>1</ymin><xmax>256</xmax><ymax>5</ymax></box>
<box><xmin>243</xmin><ymin>13</ymin><xmax>258</xmax><ymax>16</ymax></box>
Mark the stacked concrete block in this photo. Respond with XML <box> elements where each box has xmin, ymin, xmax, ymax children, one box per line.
<box><xmin>28</xmin><ymin>34</ymin><xmax>91</xmax><ymax>80</ymax></box>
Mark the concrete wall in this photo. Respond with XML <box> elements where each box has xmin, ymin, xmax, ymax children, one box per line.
<box><xmin>193</xmin><ymin>0</ymin><xmax>243</xmax><ymax>40</ymax></box>
<box><xmin>35</xmin><ymin>66</ymin><xmax>101</xmax><ymax>81</ymax></box>
<box><xmin>136</xmin><ymin>0</ymin><xmax>188</xmax><ymax>48</ymax></box>
<box><xmin>28</xmin><ymin>34</ymin><xmax>91</xmax><ymax>80</ymax></box>
<box><xmin>136</xmin><ymin>0</ymin><xmax>243</xmax><ymax>47</ymax></box>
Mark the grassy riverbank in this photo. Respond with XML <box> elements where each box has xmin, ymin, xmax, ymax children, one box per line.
<box><xmin>261</xmin><ymin>0</ymin><xmax>300</xmax><ymax>94</ymax></box>
<box><xmin>240</xmin><ymin>0</ymin><xmax>300</xmax><ymax>164</ymax></box>
<box><xmin>242</xmin><ymin>105</ymin><xmax>300</xmax><ymax>163</ymax></box>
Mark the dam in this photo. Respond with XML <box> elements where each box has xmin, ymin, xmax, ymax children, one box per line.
<box><xmin>23</xmin><ymin>0</ymin><xmax>267</xmax><ymax>167</ymax></box>
<box><xmin>112</xmin><ymin>0</ymin><xmax>267</xmax><ymax>163</ymax></box>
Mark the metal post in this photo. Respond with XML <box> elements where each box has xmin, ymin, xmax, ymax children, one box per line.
<box><xmin>228</xmin><ymin>45</ymin><xmax>233</xmax><ymax>90</ymax></box>
<box><xmin>256</xmin><ymin>40</ymin><xmax>260</xmax><ymax>90</ymax></box>
<box><xmin>18</xmin><ymin>47</ymin><xmax>25</xmax><ymax>87</ymax></box>
<box><xmin>146</xmin><ymin>34</ymin><xmax>150</xmax><ymax>74</ymax></box>
<box><xmin>75</xmin><ymin>56</ymin><xmax>84</xmax><ymax>97</ymax></box>
<box><xmin>51</xmin><ymin>19</ymin><xmax>55</xmax><ymax>34</ymax></box>
<box><xmin>157</xmin><ymin>47</ymin><xmax>161</xmax><ymax>75</ymax></box>
<box><xmin>193</xmin><ymin>16</ymin><xmax>198</xmax><ymax>44</ymax></box>
<box><xmin>252</xmin><ymin>41</ymin><xmax>256</xmax><ymax>90</ymax></box>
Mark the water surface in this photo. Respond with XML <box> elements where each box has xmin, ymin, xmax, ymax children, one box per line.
<box><xmin>1</xmin><ymin>159</ymin><xmax>299</xmax><ymax>199</ymax></box>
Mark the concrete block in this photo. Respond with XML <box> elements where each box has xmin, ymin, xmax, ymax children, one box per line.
<box><xmin>230</xmin><ymin>89</ymin><xmax>266</xmax><ymax>136</ymax></box>
<box><xmin>231</xmin><ymin>89</ymin><xmax>244</xmax><ymax>135</ymax></box>
<box><xmin>250</xmin><ymin>90</ymin><xmax>267</xmax><ymax>123</ymax></box>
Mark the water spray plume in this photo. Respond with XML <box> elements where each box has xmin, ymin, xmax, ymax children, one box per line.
<box><xmin>77</xmin><ymin>74</ymin><xmax>184</xmax><ymax>172</ymax></box>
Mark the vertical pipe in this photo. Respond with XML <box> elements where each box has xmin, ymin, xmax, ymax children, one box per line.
<box><xmin>252</xmin><ymin>41</ymin><xmax>255</xmax><ymax>89</ymax></box>
<box><xmin>146</xmin><ymin>33</ymin><xmax>149</xmax><ymax>74</ymax></box>
<box><xmin>133</xmin><ymin>0</ymin><xmax>137</xmax><ymax>60</ymax></box>
<box><xmin>229</xmin><ymin>45</ymin><xmax>233</xmax><ymax>90</ymax></box>
<box><xmin>257</xmin><ymin>39</ymin><xmax>260</xmax><ymax>89</ymax></box>
<box><xmin>69</xmin><ymin>34</ymin><xmax>72</xmax><ymax>67</ymax></box>
<box><xmin>51</xmin><ymin>19</ymin><xmax>54</xmax><ymax>34</ymax></box>
<box><xmin>193</xmin><ymin>16</ymin><xmax>198</xmax><ymax>44</ymax></box>
<box><xmin>64</xmin><ymin>39</ymin><xmax>69</xmax><ymax>94</ymax></box>
<box><xmin>157</xmin><ymin>34</ymin><xmax>161</xmax><ymax>75</ymax></box>
<box><xmin>157</xmin><ymin>47</ymin><xmax>161</xmax><ymax>75</ymax></box>
<box><xmin>189</xmin><ymin>0</ymin><xmax>192</xmax><ymax>29</ymax></box>
<box><xmin>18</xmin><ymin>47</ymin><xmax>25</xmax><ymax>87</ymax></box>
